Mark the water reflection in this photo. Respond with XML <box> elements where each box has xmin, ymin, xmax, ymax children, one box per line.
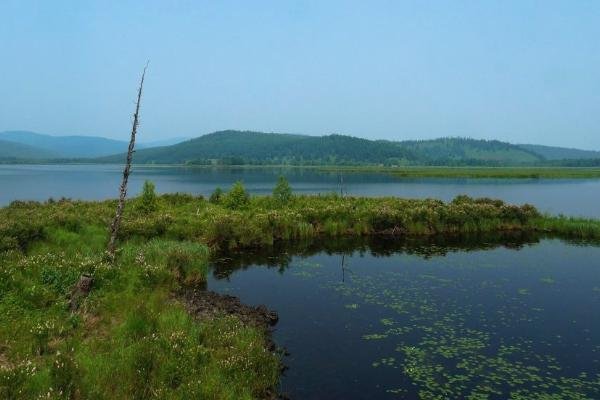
<box><xmin>210</xmin><ymin>232</ymin><xmax>542</xmax><ymax>279</ymax></box>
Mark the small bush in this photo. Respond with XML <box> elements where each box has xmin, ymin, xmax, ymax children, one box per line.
<box><xmin>129</xmin><ymin>239</ymin><xmax>209</xmax><ymax>286</ymax></box>
<box><xmin>209</xmin><ymin>187</ymin><xmax>223</xmax><ymax>204</ymax></box>
<box><xmin>161</xmin><ymin>192</ymin><xmax>197</xmax><ymax>206</ymax></box>
<box><xmin>138</xmin><ymin>180</ymin><xmax>157</xmax><ymax>214</ymax></box>
<box><xmin>223</xmin><ymin>182</ymin><xmax>250</xmax><ymax>210</ymax></box>
<box><xmin>0</xmin><ymin>219</ymin><xmax>45</xmax><ymax>251</ymax></box>
<box><xmin>119</xmin><ymin>213</ymin><xmax>173</xmax><ymax>240</ymax></box>
<box><xmin>273</xmin><ymin>175</ymin><xmax>292</xmax><ymax>204</ymax></box>
<box><xmin>273</xmin><ymin>176</ymin><xmax>293</xmax><ymax>205</ymax></box>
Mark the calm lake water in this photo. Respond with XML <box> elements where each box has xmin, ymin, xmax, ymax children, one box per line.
<box><xmin>1</xmin><ymin>164</ymin><xmax>600</xmax><ymax>217</ymax></box>
<box><xmin>209</xmin><ymin>237</ymin><xmax>600</xmax><ymax>399</ymax></box>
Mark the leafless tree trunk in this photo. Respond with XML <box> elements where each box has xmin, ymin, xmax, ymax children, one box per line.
<box><xmin>107</xmin><ymin>64</ymin><xmax>148</xmax><ymax>261</ymax></box>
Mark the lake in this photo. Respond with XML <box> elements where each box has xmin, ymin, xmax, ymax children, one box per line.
<box><xmin>1</xmin><ymin>164</ymin><xmax>600</xmax><ymax>217</ymax></box>
<box><xmin>209</xmin><ymin>236</ymin><xmax>600</xmax><ymax>399</ymax></box>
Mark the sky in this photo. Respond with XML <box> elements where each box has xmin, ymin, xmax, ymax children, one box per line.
<box><xmin>1</xmin><ymin>1</ymin><xmax>599</xmax><ymax>149</ymax></box>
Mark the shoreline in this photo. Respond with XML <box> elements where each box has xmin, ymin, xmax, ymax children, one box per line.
<box><xmin>3</xmin><ymin>162</ymin><xmax>600</xmax><ymax>179</ymax></box>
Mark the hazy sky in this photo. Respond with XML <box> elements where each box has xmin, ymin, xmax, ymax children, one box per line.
<box><xmin>1</xmin><ymin>1</ymin><xmax>599</xmax><ymax>148</ymax></box>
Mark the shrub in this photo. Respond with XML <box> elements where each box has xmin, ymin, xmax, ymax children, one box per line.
<box><xmin>119</xmin><ymin>213</ymin><xmax>173</xmax><ymax>240</ymax></box>
<box><xmin>129</xmin><ymin>239</ymin><xmax>209</xmax><ymax>286</ymax></box>
<box><xmin>161</xmin><ymin>192</ymin><xmax>197</xmax><ymax>206</ymax></box>
<box><xmin>223</xmin><ymin>182</ymin><xmax>250</xmax><ymax>210</ymax></box>
<box><xmin>272</xmin><ymin>176</ymin><xmax>293</xmax><ymax>205</ymax></box>
<box><xmin>209</xmin><ymin>187</ymin><xmax>223</xmax><ymax>204</ymax></box>
<box><xmin>0</xmin><ymin>219</ymin><xmax>45</xmax><ymax>251</ymax></box>
<box><xmin>138</xmin><ymin>180</ymin><xmax>158</xmax><ymax>214</ymax></box>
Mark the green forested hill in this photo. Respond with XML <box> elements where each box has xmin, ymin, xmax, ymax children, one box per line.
<box><xmin>96</xmin><ymin>130</ymin><xmax>544</xmax><ymax>166</ymax></box>
<box><xmin>398</xmin><ymin>138</ymin><xmax>542</xmax><ymax>165</ymax></box>
<box><xmin>4</xmin><ymin>129</ymin><xmax>599</xmax><ymax>166</ymax></box>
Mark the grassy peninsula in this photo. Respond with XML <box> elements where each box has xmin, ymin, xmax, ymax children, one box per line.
<box><xmin>2</xmin><ymin>180</ymin><xmax>600</xmax><ymax>398</ymax></box>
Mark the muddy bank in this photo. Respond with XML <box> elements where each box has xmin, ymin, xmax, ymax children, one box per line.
<box><xmin>181</xmin><ymin>288</ymin><xmax>279</xmax><ymax>331</ymax></box>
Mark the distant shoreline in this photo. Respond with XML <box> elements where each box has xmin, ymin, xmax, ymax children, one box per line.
<box><xmin>3</xmin><ymin>162</ymin><xmax>600</xmax><ymax>179</ymax></box>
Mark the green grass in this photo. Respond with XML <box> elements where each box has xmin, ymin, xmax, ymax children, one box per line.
<box><xmin>3</xmin><ymin>191</ymin><xmax>600</xmax><ymax>254</ymax></box>
<box><xmin>531</xmin><ymin>215</ymin><xmax>600</xmax><ymax>240</ymax></box>
<box><xmin>0</xmin><ymin>230</ymin><xmax>279</xmax><ymax>399</ymax></box>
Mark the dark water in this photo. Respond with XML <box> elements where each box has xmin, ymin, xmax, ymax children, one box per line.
<box><xmin>2</xmin><ymin>164</ymin><xmax>600</xmax><ymax>217</ymax></box>
<box><xmin>208</xmin><ymin>236</ymin><xmax>600</xmax><ymax>399</ymax></box>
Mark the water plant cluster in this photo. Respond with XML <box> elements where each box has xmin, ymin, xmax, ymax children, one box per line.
<box><xmin>346</xmin><ymin>267</ymin><xmax>600</xmax><ymax>399</ymax></box>
<box><xmin>283</xmin><ymin>244</ymin><xmax>600</xmax><ymax>399</ymax></box>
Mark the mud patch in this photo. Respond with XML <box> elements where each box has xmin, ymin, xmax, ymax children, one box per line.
<box><xmin>182</xmin><ymin>288</ymin><xmax>279</xmax><ymax>330</ymax></box>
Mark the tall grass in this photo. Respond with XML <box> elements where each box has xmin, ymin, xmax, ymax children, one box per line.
<box><xmin>532</xmin><ymin>215</ymin><xmax>600</xmax><ymax>240</ymax></box>
<box><xmin>0</xmin><ymin>227</ymin><xmax>279</xmax><ymax>399</ymax></box>
<box><xmin>3</xmin><ymin>191</ymin><xmax>599</xmax><ymax>255</ymax></box>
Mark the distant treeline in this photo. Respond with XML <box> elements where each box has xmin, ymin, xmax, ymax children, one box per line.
<box><xmin>95</xmin><ymin>131</ymin><xmax>545</xmax><ymax>166</ymax></box>
<box><xmin>4</xmin><ymin>130</ymin><xmax>600</xmax><ymax>167</ymax></box>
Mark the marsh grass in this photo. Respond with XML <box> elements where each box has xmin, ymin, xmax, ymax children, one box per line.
<box><xmin>2</xmin><ymin>190</ymin><xmax>599</xmax><ymax>255</ymax></box>
<box><xmin>531</xmin><ymin>215</ymin><xmax>600</xmax><ymax>239</ymax></box>
<box><xmin>0</xmin><ymin>228</ymin><xmax>278</xmax><ymax>399</ymax></box>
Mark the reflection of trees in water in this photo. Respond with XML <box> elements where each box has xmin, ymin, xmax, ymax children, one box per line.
<box><xmin>210</xmin><ymin>231</ymin><xmax>547</xmax><ymax>279</ymax></box>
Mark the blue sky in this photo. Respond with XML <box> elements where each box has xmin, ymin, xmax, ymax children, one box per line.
<box><xmin>1</xmin><ymin>1</ymin><xmax>599</xmax><ymax>148</ymax></box>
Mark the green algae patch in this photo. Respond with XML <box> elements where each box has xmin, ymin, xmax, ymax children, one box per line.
<box><xmin>362</xmin><ymin>333</ymin><xmax>388</xmax><ymax>340</ymax></box>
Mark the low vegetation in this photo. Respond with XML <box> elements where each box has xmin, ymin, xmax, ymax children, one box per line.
<box><xmin>2</xmin><ymin>178</ymin><xmax>600</xmax><ymax>398</ymax></box>
<box><xmin>320</xmin><ymin>165</ymin><xmax>600</xmax><ymax>179</ymax></box>
<box><xmin>0</xmin><ymin>236</ymin><xmax>279</xmax><ymax>399</ymax></box>
<box><xmin>0</xmin><ymin>188</ymin><xmax>282</xmax><ymax>398</ymax></box>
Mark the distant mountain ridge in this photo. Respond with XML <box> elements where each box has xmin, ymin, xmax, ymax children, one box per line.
<box><xmin>96</xmin><ymin>130</ymin><xmax>545</xmax><ymax>166</ymax></box>
<box><xmin>0</xmin><ymin>131</ymin><xmax>189</xmax><ymax>160</ymax></box>
<box><xmin>139</xmin><ymin>137</ymin><xmax>191</xmax><ymax>147</ymax></box>
<box><xmin>0</xmin><ymin>139</ymin><xmax>60</xmax><ymax>161</ymax></box>
<box><xmin>0</xmin><ymin>131</ymin><xmax>130</xmax><ymax>158</ymax></box>
<box><xmin>2</xmin><ymin>129</ymin><xmax>600</xmax><ymax>166</ymax></box>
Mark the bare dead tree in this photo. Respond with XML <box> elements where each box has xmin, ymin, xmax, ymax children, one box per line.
<box><xmin>107</xmin><ymin>64</ymin><xmax>148</xmax><ymax>261</ymax></box>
